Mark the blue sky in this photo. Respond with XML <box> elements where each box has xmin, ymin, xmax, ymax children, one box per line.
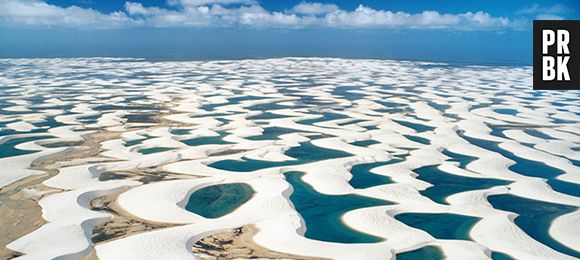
<box><xmin>1</xmin><ymin>0</ymin><xmax>578</xmax><ymax>64</ymax></box>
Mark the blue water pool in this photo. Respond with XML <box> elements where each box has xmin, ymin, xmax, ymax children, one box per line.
<box><xmin>461</xmin><ymin>133</ymin><xmax>580</xmax><ymax>197</ymax></box>
<box><xmin>395</xmin><ymin>212</ymin><xmax>480</xmax><ymax>240</ymax></box>
<box><xmin>487</xmin><ymin>194</ymin><xmax>580</xmax><ymax>258</ymax></box>
<box><xmin>349</xmin><ymin>160</ymin><xmax>402</xmax><ymax>189</ymax></box>
<box><xmin>209</xmin><ymin>141</ymin><xmax>352</xmax><ymax>172</ymax></box>
<box><xmin>285</xmin><ymin>171</ymin><xmax>391</xmax><ymax>243</ymax></box>
<box><xmin>414</xmin><ymin>165</ymin><xmax>510</xmax><ymax>205</ymax></box>
<box><xmin>185</xmin><ymin>183</ymin><xmax>254</xmax><ymax>218</ymax></box>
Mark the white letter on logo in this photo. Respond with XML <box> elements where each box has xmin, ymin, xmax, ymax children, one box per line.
<box><xmin>543</xmin><ymin>56</ymin><xmax>555</xmax><ymax>80</ymax></box>
<box><xmin>557</xmin><ymin>30</ymin><xmax>570</xmax><ymax>54</ymax></box>
<box><xmin>543</xmin><ymin>30</ymin><xmax>555</xmax><ymax>54</ymax></box>
<box><xmin>557</xmin><ymin>56</ymin><xmax>570</xmax><ymax>81</ymax></box>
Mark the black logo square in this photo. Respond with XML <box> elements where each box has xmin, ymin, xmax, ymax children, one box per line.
<box><xmin>533</xmin><ymin>20</ymin><xmax>580</xmax><ymax>90</ymax></box>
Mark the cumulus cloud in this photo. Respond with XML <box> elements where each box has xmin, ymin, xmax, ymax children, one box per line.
<box><xmin>0</xmin><ymin>0</ymin><xmax>133</xmax><ymax>28</ymax></box>
<box><xmin>0</xmin><ymin>0</ymin><xmax>519</xmax><ymax>30</ymax></box>
<box><xmin>322</xmin><ymin>6</ymin><xmax>509</xmax><ymax>29</ymax></box>
<box><xmin>291</xmin><ymin>2</ymin><xmax>339</xmax><ymax>15</ymax></box>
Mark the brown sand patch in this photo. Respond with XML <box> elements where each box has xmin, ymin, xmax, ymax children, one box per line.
<box><xmin>0</xmin><ymin>111</ymin><xmax>262</xmax><ymax>258</ymax></box>
<box><xmin>0</xmin><ymin>131</ymin><xmax>123</xmax><ymax>257</ymax></box>
<box><xmin>192</xmin><ymin>225</ymin><xmax>327</xmax><ymax>260</ymax></box>
<box><xmin>90</xmin><ymin>189</ymin><xmax>180</xmax><ymax>245</ymax></box>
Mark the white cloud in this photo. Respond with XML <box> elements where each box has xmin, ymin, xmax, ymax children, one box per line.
<box><xmin>0</xmin><ymin>0</ymin><xmax>133</xmax><ymax>28</ymax></box>
<box><xmin>125</xmin><ymin>2</ymin><xmax>151</xmax><ymax>15</ymax></box>
<box><xmin>167</xmin><ymin>0</ymin><xmax>257</xmax><ymax>7</ymax></box>
<box><xmin>291</xmin><ymin>2</ymin><xmax>339</xmax><ymax>15</ymax></box>
<box><xmin>321</xmin><ymin>6</ymin><xmax>510</xmax><ymax>29</ymax></box>
<box><xmin>123</xmin><ymin>2</ymin><xmax>288</xmax><ymax>27</ymax></box>
<box><xmin>517</xmin><ymin>3</ymin><xmax>570</xmax><ymax>15</ymax></box>
<box><xmin>517</xmin><ymin>3</ymin><xmax>570</xmax><ymax>20</ymax></box>
<box><xmin>0</xmin><ymin>0</ymin><xmax>518</xmax><ymax>30</ymax></box>
<box><xmin>535</xmin><ymin>14</ymin><xmax>564</xmax><ymax>20</ymax></box>
<box><xmin>323</xmin><ymin>7</ymin><xmax>461</xmax><ymax>28</ymax></box>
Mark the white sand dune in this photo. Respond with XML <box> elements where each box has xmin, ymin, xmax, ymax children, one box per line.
<box><xmin>1</xmin><ymin>58</ymin><xmax>579</xmax><ymax>260</ymax></box>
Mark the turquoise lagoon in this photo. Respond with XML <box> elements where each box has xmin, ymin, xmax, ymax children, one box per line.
<box><xmin>185</xmin><ymin>183</ymin><xmax>254</xmax><ymax>218</ymax></box>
